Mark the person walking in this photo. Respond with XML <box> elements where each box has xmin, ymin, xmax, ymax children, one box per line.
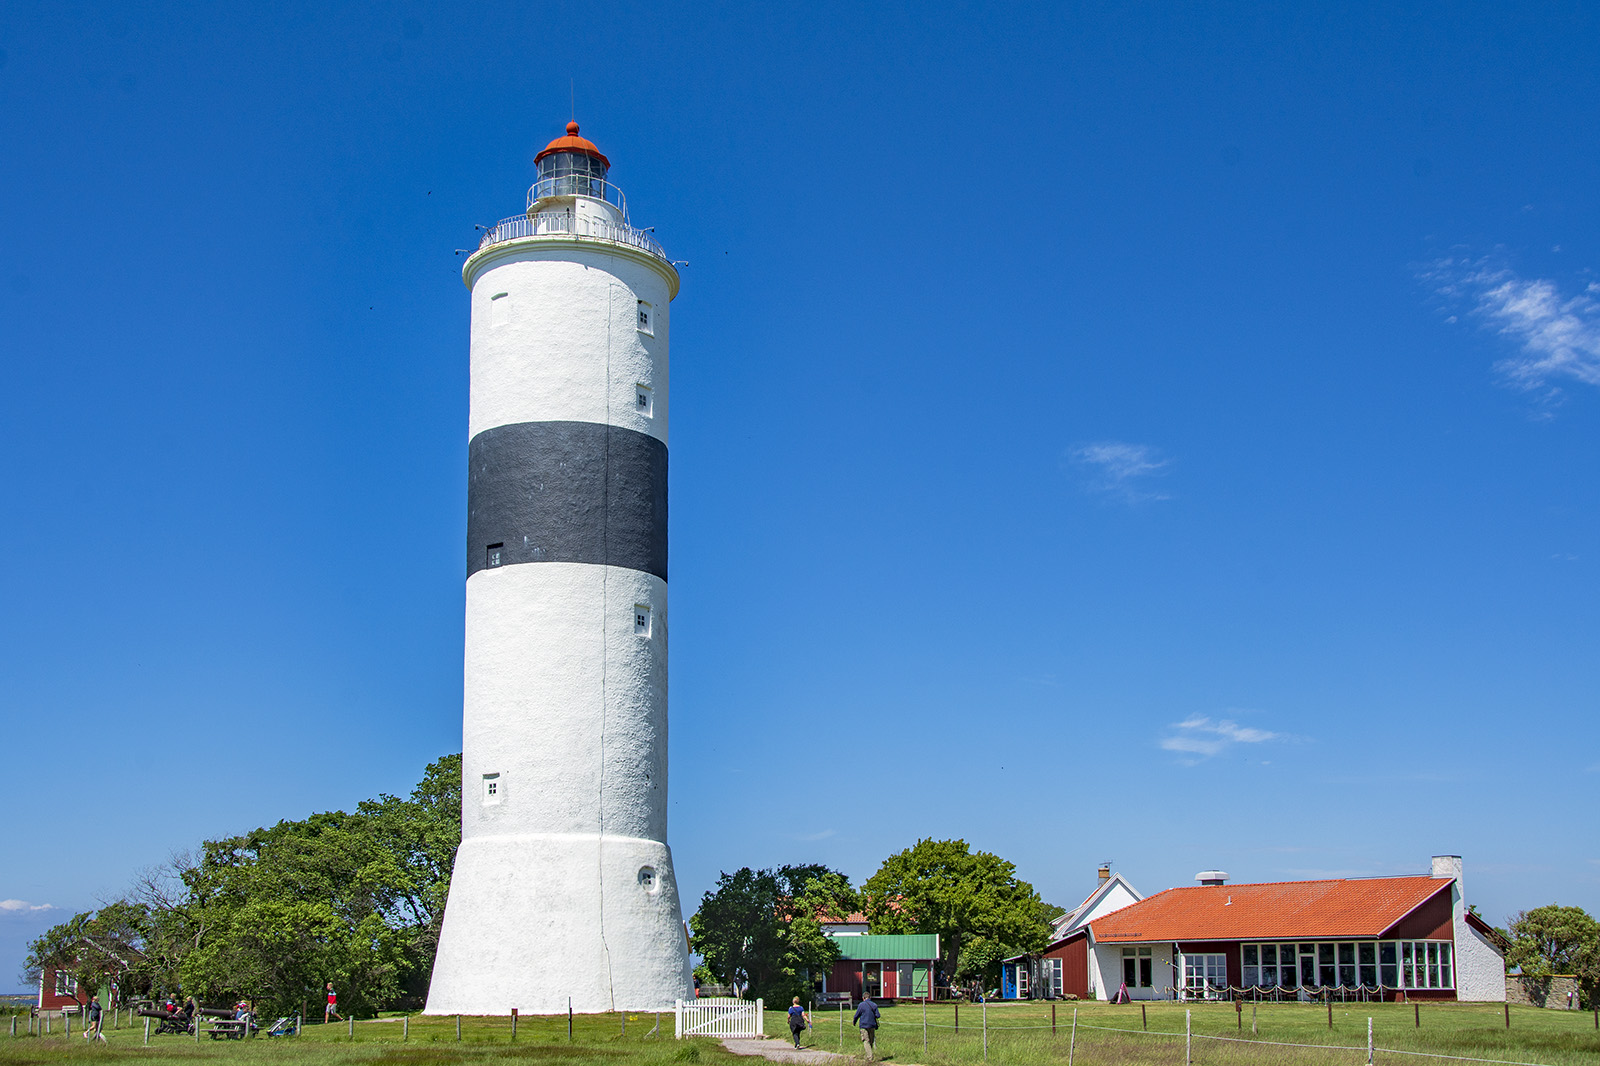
<box><xmin>853</xmin><ymin>992</ymin><xmax>880</xmax><ymax>1061</ymax></box>
<box><xmin>324</xmin><ymin>982</ymin><xmax>342</xmax><ymax>1024</ymax></box>
<box><xmin>787</xmin><ymin>997</ymin><xmax>811</xmax><ymax>1048</ymax></box>
<box><xmin>84</xmin><ymin>994</ymin><xmax>107</xmax><ymax>1042</ymax></box>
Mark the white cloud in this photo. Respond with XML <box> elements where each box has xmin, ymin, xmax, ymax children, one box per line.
<box><xmin>0</xmin><ymin>900</ymin><xmax>54</xmax><ymax>913</ymax></box>
<box><xmin>1068</xmin><ymin>441</ymin><xmax>1171</xmax><ymax>502</ymax></box>
<box><xmin>1426</xmin><ymin>256</ymin><xmax>1600</xmax><ymax>400</ymax></box>
<box><xmin>1160</xmin><ymin>715</ymin><xmax>1281</xmax><ymax>762</ymax></box>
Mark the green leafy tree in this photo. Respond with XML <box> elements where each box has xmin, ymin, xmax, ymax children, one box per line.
<box><xmin>690</xmin><ymin>865</ymin><xmax>851</xmax><ymax>1002</ymax></box>
<box><xmin>1507</xmin><ymin>904</ymin><xmax>1600</xmax><ymax>1006</ymax></box>
<box><xmin>862</xmin><ymin>838</ymin><xmax>1050</xmax><ymax>986</ymax></box>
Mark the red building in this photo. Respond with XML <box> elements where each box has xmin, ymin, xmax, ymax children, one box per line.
<box><xmin>1083</xmin><ymin>857</ymin><xmax>1506</xmax><ymax>1002</ymax></box>
<box><xmin>818</xmin><ymin>934</ymin><xmax>940</xmax><ymax>1003</ymax></box>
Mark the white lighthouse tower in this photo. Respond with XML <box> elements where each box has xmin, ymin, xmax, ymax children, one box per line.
<box><xmin>426</xmin><ymin>123</ymin><xmax>691</xmax><ymax>1015</ymax></box>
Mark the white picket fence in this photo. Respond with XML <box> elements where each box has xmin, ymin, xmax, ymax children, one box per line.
<box><xmin>674</xmin><ymin>997</ymin><xmax>763</xmax><ymax>1039</ymax></box>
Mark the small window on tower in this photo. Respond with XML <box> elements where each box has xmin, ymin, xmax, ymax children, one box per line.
<box><xmin>486</xmin><ymin>543</ymin><xmax>504</xmax><ymax>568</ymax></box>
<box><xmin>482</xmin><ymin>773</ymin><xmax>502</xmax><ymax>805</ymax></box>
<box><xmin>633</xmin><ymin>604</ymin><xmax>651</xmax><ymax>637</ymax></box>
<box><xmin>635</xmin><ymin>384</ymin><xmax>653</xmax><ymax>417</ymax></box>
<box><xmin>637</xmin><ymin>300</ymin><xmax>653</xmax><ymax>335</ymax></box>
<box><xmin>489</xmin><ymin>291</ymin><xmax>509</xmax><ymax>327</ymax></box>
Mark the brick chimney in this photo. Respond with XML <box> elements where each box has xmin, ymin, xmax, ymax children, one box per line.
<box><xmin>1098</xmin><ymin>865</ymin><xmax>1111</xmax><ymax>883</ymax></box>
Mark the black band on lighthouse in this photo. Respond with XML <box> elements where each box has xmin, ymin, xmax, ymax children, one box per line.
<box><xmin>467</xmin><ymin>421</ymin><xmax>667</xmax><ymax>580</ymax></box>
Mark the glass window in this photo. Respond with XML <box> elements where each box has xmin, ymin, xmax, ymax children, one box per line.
<box><xmin>1280</xmin><ymin>946</ymin><xmax>1297</xmax><ymax>987</ymax></box>
<box><xmin>1123</xmin><ymin>950</ymin><xmax>1137</xmax><ymax>989</ymax></box>
<box><xmin>1439</xmin><ymin>943</ymin><xmax>1453</xmax><ymax>989</ymax></box>
<box><xmin>1139</xmin><ymin>948</ymin><xmax>1153</xmax><ymax>989</ymax></box>
<box><xmin>1338</xmin><ymin>943</ymin><xmax>1357</xmax><ymax>988</ymax></box>
<box><xmin>1380</xmin><ymin>942</ymin><xmax>1398</xmax><ymax>988</ymax></box>
<box><xmin>1183</xmin><ymin>954</ymin><xmax>1227</xmax><ymax>999</ymax></box>
<box><xmin>1358</xmin><ymin>943</ymin><xmax>1377</xmax><ymax>988</ymax></box>
<box><xmin>1242</xmin><ymin>945</ymin><xmax>1259</xmax><ymax>988</ymax></box>
<box><xmin>1300</xmin><ymin>950</ymin><xmax>1316</xmax><ymax>987</ymax></box>
<box><xmin>1319</xmin><ymin>943</ymin><xmax>1337</xmax><ymax>987</ymax></box>
<box><xmin>486</xmin><ymin>543</ymin><xmax>504</xmax><ymax>568</ymax></box>
<box><xmin>1427</xmin><ymin>942</ymin><xmax>1440</xmax><ymax>988</ymax></box>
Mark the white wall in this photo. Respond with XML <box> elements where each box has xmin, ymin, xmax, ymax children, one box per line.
<box><xmin>428</xmin><ymin>223</ymin><xmax>689</xmax><ymax>1015</ymax></box>
<box><xmin>1089</xmin><ymin>942</ymin><xmax>1175</xmax><ymax>1001</ymax></box>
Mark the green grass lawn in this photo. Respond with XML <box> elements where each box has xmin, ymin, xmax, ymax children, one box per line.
<box><xmin>4</xmin><ymin>1001</ymin><xmax>1598</xmax><ymax>1066</ymax></box>
<box><xmin>771</xmin><ymin>999</ymin><xmax>1600</xmax><ymax>1066</ymax></box>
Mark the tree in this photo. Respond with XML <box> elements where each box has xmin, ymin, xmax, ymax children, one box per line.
<box><xmin>689</xmin><ymin>865</ymin><xmax>851</xmax><ymax>1002</ymax></box>
<box><xmin>862</xmin><ymin>838</ymin><xmax>1050</xmax><ymax>987</ymax></box>
<box><xmin>1506</xmin><ymin>904</ymin><xmax>1599</xmax><ymax>1006</ymax></box>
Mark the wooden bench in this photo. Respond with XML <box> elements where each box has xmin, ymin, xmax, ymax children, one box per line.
<box><xmin>206</xmin><ymin>1019</ymin><xmax>250</xmax><ymax>1040</ymax></box>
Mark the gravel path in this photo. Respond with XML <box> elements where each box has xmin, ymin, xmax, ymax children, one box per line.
<box><xmin>720</xmin><ymin>1037</ymin><xmax>852</xmax><ymax>1064</ymax></box>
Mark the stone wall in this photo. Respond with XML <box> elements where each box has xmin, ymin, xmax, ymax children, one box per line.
<box><xmin>1505</xmin><ymin>974</ymin><xmax>1580</xmax><ymax>1008</ymax></box>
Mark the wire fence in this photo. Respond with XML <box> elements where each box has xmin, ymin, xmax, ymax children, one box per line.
<box><xmin>846</xmin><ymin>1001</ymin><xmax>1600</xmax><ymax>1066</ymax></box>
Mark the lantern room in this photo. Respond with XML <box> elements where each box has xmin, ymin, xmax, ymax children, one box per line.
<box><xmin>528</xmin><ymin>122</ymin><xmax>626</xmax><ymax>218</ymax></box>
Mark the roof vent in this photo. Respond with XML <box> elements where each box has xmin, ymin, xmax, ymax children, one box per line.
<box><xmin>1196</xmin><ymin>871</ymin><xmax>1228</xmax><ymax>887</ymax></box>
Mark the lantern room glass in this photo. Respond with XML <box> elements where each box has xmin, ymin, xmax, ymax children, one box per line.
<box><xmin>537</xmin><ymin>150</ymin><xmax>608</xmax><ymax>198</ymax></box>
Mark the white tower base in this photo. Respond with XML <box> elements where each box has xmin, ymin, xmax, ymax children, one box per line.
<box><xmin>426</xmin><ymin>834</ymin><xmax>692</xmax><ymax>1014</ymax></box>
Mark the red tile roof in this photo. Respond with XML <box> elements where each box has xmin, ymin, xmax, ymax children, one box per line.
<box><xmin>1090</xmin><ymin>876</ymin><xmax>1451</xmax><ymax>943</ymax></box>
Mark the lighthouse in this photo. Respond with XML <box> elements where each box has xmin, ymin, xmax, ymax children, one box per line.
<box><xmin>426</xmin><ymin>124</ymin><xmax>691</xmax><ymax>1015</ymax></box>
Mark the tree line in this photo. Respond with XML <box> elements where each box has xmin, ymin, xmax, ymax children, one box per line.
<box><xmin>23</xmin><ymin>762</ymin><xmax>1600</xmax><ymax>1014</ymax></box>
<box><xmin>23</xmin><ymin>754</ymin><xmax>459</xmax><ymax>1019</ymax></box>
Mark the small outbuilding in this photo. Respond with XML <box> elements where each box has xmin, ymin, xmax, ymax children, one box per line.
<box><xmin>821</xmin><ymin>934</ymin><xmax>940</xmax><ymax>1003</ymax></box>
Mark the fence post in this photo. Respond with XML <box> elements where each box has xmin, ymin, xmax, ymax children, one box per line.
<box><xmin>512</xmin><ymin>1008</ymin><xmax>517</xmax><ymax>1042</ymax></box>
<box><xmin>982</xmin><ymin>999</ymin><xmax>987</xmax><ymax>1061</ymax></box>
<box><xmin>955</xmin><ymin>1001</ymin><xmax>959</xmax><ymax>1032</ymax></box>
<box><xmin>1504</xmin><ymin>1003</ymin><xmax>1510</xmax><ymax>1029</ymax></box>
<box><xmin>1414</xmin><ymin>1002</ymin><xmax>1419</xmax><ymax>1028</ymax></box>
<box><xmin>1185</xmin><ymin>1008</ymin><xmax>1192</xmax><ymax>1065</ymax></box>
<box><xmin>404</xmin><ymin>1015</ymin><xmax>408</xmax><ymax>1041</ymax></box>
<box><xmin>1142</xmin><ymin>1002</ymin><xmax>1147</xmax><ymax>1031</ymax></box>
<box><xmin>1052</xmin><ymin>1002</ymin><xmax>1057</xmax><ymax>1035</ymax></box>
<box><xmin>348</xmin><ymin>1016</ymin><xmax>353</xmax><ymax>1041</ymax></box>
<box><xmin>1252</xmin><ymin>1001</ymin><xmax>1257</xmax><ymax>1035</ymax></box>
<box><xmin>66</xmin><ymin>1013</ymin><xmax>71</xmax><ymax>1039</ymax></box>
<box><xmin>838</xmin><ymin>1000</ymin><xmax>843</xmax><ymax>1052</ymax></box>
<box><xmin>456</xmin><ymin>1015</ymin><xmax>461</xmax><ymax>1042</ymax></box>
<box><xmin>144</xmin><ymin>1017</ymin><xmax>149</xmax><ymax>1045</ymax></box>
<box><xmin>1068</xmin><ymin>1007</ymin><xmax>1077</xmax><ymax>1066</ymax></box>
<box><xmin>923</xmin><ymin>998</ymin><xmax>927</xmax><ymax>1054</ymax></box>
<box><xmin>194</xmin><ymin>1010</ymin><xmax>199</xmax><ymax>1044</ymax></box>
<box><xmin>1327</xmin><ymin>998</ymin><xmax>1333</xmax><ymax>1029</ymax></box>
<box><xmin>1367</xmin><ymin>1016</ymin><xmax>1373</xmax><ymax>1065</ymax></box>
<box><xmin>568</xmin><ymin>998</ymin><xmax>573</xmax><ymax>1042</ymax></box>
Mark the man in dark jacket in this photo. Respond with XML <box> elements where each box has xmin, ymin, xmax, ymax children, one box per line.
<box><xmin>852</xmin><ymin>993</ymin><xmax>880</xmax><ymax>1060</ymax></box>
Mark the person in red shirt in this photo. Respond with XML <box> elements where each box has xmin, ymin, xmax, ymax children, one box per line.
<box><xmin>324</xmin><ymin>983</ymin><xmax>342</xmax><ymax>1023</ymax></box>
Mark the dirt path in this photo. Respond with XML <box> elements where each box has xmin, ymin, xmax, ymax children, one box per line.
<box><xmin>720</xmin><ymin>1037</ymin><xmax>852</xmax><ymax>1064</ymax></box>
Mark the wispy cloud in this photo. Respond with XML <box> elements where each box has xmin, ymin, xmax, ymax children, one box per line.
<box><xmin>1424</xmin><ymin>256</ymin><xmax>1600</xmax><ymax>402</ymax></box>
<box><xmin>1160</xmin><ymin>715</ymin><xmax>1281</xmax><ymax>763</ymax></box>
<box><xmin>1068</xmin><ymin>441</ymin><xmax>1171</xmax><ymax>502</ymax></box>
<box><xmin>795</xmin><ymin>829</ymin><xmax>836</xmax><ymax>842</ymax></box>
<box><xmin>0</xmin><ymin>899</ymin><xmax>55</xmax><ymax>913</ymax></box>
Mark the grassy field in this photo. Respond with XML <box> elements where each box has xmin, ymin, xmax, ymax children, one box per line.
<box><xmin>3</xmin><ymin>1000</ymin><xmax>1598</xmax><ymax>1066</ymax></box>
<box><xmin>780</xmin><ymin>1000</ymin><xmax>1600</xmax><ymax>1066</ymax></box>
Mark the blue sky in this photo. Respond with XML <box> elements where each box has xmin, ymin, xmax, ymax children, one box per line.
<box><xmin>3</xmin><ymin>1</ymin><xmax>1598</xmax><ymax>991</ymax></box>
